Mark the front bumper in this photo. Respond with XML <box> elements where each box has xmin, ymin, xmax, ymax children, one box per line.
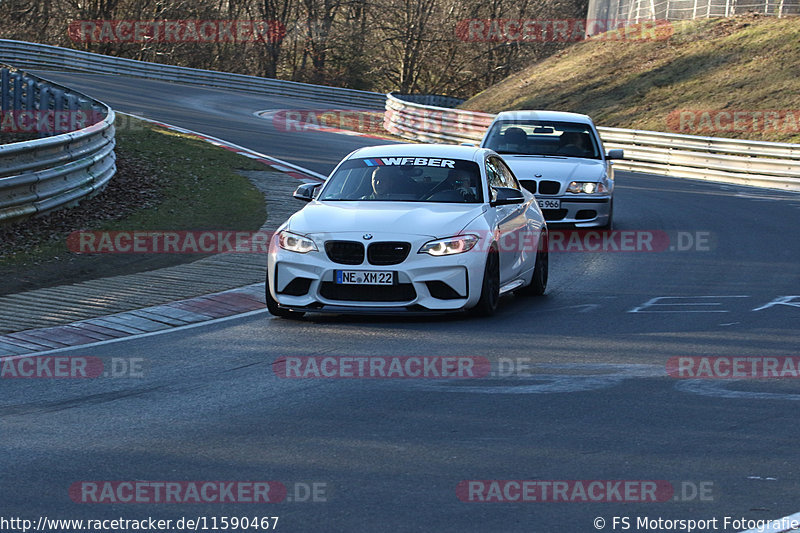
<box><xmin>268</xmin><ymin>236</ymin><xmax>488</xmax><ymax>313</ymax></box>
<box><xmin>540</xmin><ymin>196</ymin><xmax>611</xmax><ymax>227</ymax></box>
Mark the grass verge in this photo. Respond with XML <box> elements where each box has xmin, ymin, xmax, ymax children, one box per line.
<box><xmin>0</xmin><ymin>117</ymin><xmax>267</xmax><ymax>295</ymax></box>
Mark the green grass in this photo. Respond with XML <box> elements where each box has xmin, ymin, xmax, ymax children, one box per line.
<box><xmin>0</xmin><ymin>117</ymin><xmax>267</xmax><ymax>271</ymax></box>
<box><xmin>106</xmin><ymin>120</ymin><xmax>267</xmax><ymax>232</ymax></box>
<box><xmin>461</xmin><ymin>15</ymin><xmax>800</xmax><ymax>143</ymax></box>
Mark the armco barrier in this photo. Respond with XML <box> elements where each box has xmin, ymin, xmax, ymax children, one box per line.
<box><xmin>384</xmin><ymin>93</ymin><xmax>800</xmax><ymax>192</ymax></box>
<box><xmin>0</xmin><ymin>66</ymin><xmax>115</xmax><ymax>224</ymax></box>
<box><xmin>384</xmin><ymin>93</ymin><xmax>494</xmax><ymax>145</ymax></box>
<box><xmin>0</xmin><ymin>40</ymin><xmax>386</xmax><ymax>109</ymax></box>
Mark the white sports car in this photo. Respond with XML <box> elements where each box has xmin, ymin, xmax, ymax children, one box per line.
<box><xmin>266</xmin><ymin>144</ymin><xmax>548</xmax><ymax>318</ymax></box>
<box><xmin>480</xmin><ymin>110</ymin><xmax>623</xmax><ymax>228</ymax></box>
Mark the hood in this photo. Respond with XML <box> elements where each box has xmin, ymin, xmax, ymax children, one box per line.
<box><xmin>501</xmin><ymin>156</ymin><xmax>607</xmax><ymax>182</ymax></box>
<box><xmin>287</xmin><ymin>201</ymin><xmax>486</xmax><ymax>238</ymax></box>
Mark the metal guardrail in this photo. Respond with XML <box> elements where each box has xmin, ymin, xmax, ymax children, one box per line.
<box><xmin>384</xmin><ymin>93</ymin><xmax>800</xmax><ymax>192</ymax></box>
<box><xmin>0</xmin><ymin>66</ymin><xmax>115</xmax><ymax>224</ymax></box>
<box><xmin>0</xmin><ymin>40</ymin><xmax>386</xmax><ymax>109</ymax></box>
<box><xmin>384</xmin><ymin>94</ymin><xmax>495</xmax><ymax>145</ymax></box>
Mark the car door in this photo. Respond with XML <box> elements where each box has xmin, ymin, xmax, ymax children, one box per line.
<box><xmin>485</xmin><ymin>156</ymin><xmax>529</xmax><ymax>284</ymax></box>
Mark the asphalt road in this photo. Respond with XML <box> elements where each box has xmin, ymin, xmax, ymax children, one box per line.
<box><xmin>34</xmin><ymin>71</ymin><xmax>394</xmax><ymax>176</ymax></box>
<box><xmin>2</xmin><ymin>72</ymin><xmax>800</xmax><ymax>533</ymax></box>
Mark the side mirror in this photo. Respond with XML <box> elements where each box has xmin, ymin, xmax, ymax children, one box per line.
<box><xmin>490</xmin><ymin>187</ymin><xmax>525</xmax><ymax>206</ymax></box>
<box><xmin>293</xmin><ymin>183</ymin><xmax>320</xmax><ymax>202</ymax></box>
<box><xmin>607</xmin><ymin>149</ymin><xmax>624</xmax><ymax>160</ymax></box>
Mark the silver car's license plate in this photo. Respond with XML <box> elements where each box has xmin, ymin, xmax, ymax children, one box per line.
<box><xmin>538</xmin><ymin>198</ymin><xmax>561</xmax><ymax>209</ymax></box>
<box><xmin>335</xmin><ymin>270</ymin><xmax>394</xmax><ymax>285</ymax></box>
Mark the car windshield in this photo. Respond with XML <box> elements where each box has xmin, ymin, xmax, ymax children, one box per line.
<box><xmin>483</xmin><ymin>120</ymin><xmax>601</xmax><ymax>159</ymax></box>
<box><xmin>317</xmin><ymin>157</ymin><xmax>483</xmax><ymax>203</ymax></box>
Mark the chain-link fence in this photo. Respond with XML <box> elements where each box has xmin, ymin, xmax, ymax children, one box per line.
<box><xmin>587</xmin><ymin>0</ymin><xmax>799</xmax><ymax>33</ymax></box>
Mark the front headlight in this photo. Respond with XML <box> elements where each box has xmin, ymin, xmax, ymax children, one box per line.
<box><xmin>278</xmin><ymin>230</ymin><xmax>317</xmax><ymax>253</ymax></box>
<box><xmin>566</xmin><ymin>181</ymin><xmax>609</xmax><ymax>194</ymax></box>
<box><xmin>418</xmin><ymin>234</ymin><xmax>479</xmax><ymax>256</ymax></box>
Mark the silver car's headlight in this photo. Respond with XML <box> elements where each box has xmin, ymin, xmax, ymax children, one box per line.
<box><xmin>566</xmin><ymin>181</ymin><xmax>609</xmax><ymax>194</ymax></box>
<box><xmin>418</xmin><ymin>234</ymin><xmax>479</xmax><ymax>256</ymax></box>
<box><xmin>278</xmin><ymin>230</ymin><xmax>317</xmax><ymax>253</ymax></box>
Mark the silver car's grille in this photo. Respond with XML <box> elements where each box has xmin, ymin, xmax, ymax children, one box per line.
<box><xmin>538</xmin><ymin>181</ymin><xmax>561</xmax><ymax>195</ymax></box>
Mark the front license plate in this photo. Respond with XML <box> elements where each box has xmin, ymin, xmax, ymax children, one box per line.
<box><xmin>335</xmin><ymin>270</ymin><xmax>394</xmax><ymax>285</ymax></box>
<box><xmin>538</xmin><ymin>198</ymin><xmax>561</xmax><ymax>210</ymax></box>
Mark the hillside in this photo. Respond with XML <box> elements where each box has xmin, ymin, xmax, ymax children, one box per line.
<box><xmin>461</xmin><ymin>15</ymin><xmax>800</xmax><ymax>143</ymax></box>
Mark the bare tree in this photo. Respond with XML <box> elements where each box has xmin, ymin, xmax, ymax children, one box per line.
<box><xmin>0</xmin><ymin>0</ymin><xmax>588</xmax><ymax>95</ymax></box>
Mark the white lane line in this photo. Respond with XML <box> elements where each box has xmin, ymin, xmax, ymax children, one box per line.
<box><xmin>0</xmin><ymin>309</ymin><xmax>269</xmax><ymax>360</ymax></box>
<box><xmin>740</xmin><ymin>511</ymin><xmax>800</xmax><ymax>533</ymax></box>
<box><xmin>119</xmin><ymin>112</ymin><xmax>328</xmax><ymax>181</ymax></box>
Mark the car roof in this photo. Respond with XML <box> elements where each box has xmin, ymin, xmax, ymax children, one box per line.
<box><xmin>348</xmin><ymin>143</ymin><xmax>491</xmax><ymax>163</ymax></box>
<box><xmin>492</xmin><ymin>110</ymin><xmax>594</xmax><ymax>125</ymax></box>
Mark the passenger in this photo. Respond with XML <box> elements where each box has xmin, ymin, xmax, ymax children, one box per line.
<box><xmin>503</xmin><ymin>127</ymin><xmax>528</xmax><ymax>152</ymax></box>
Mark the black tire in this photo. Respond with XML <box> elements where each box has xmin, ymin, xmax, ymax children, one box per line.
<box><xmin>518</xmin><ymin>233</ymin><xmax>548</xmax><ymax>296</ymax></box>
<box><xmin>265</xmin><ymin>274</ymin><xmax>305</xmax><ymax>319</ymax></box>
<box><xmin>470</xmin><ymin>246</ymin><xmax>500</xmax><ymax>317</ymax></box>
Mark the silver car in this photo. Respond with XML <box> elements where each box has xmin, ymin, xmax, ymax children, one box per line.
<box><xmin>480</xmin><ymin>110</ymin><xmax>623</xmax><ymax>229</ymax></box>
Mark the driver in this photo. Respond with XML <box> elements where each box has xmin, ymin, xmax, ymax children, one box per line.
<box><xmin>367</xmin><ymin>165</ymin><xmax>399</xmax><ymax>199</ymax></box>
<box><xmin>557</xmin><ymin>131</ymin><xmax>591</xmax><ymax>156</ymax></box>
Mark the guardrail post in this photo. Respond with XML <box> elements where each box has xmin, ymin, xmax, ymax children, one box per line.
<box><xmin>53</xmin><ymin>89</ymin><xmax>66</xmax><ymax>135</ymax></box>
<box><xmin>1</xmin><ymin>68</ymin><xmax>9</xmax><ymax>111</ymax></box>
<box><xmin>66</xmin><ymin>93</ymin><xmax>78</xmax><ymax>132</ymax></box>
<box><xmin>24</xmin><ymin>78</ymin><xmax>35</xmax><ymax>111</ymax></box>
<box><xmin>12</xmin><ymin>73</ymin><xmax>22</xmax><ymax>110</ymax></box>
<box><xmin>37</xmin><ymin>85</ymin><xmax>51</xmax><ymax>137</ymax></box>
<box><xmin>52</xmin><ymin>89</ymin><xmax>64</xmax><ymax>113</ymax></box>
<box><xmin>37</xmin><ymin>85</ymin><xmax>50</xmax><ymax>111</ymax></box>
